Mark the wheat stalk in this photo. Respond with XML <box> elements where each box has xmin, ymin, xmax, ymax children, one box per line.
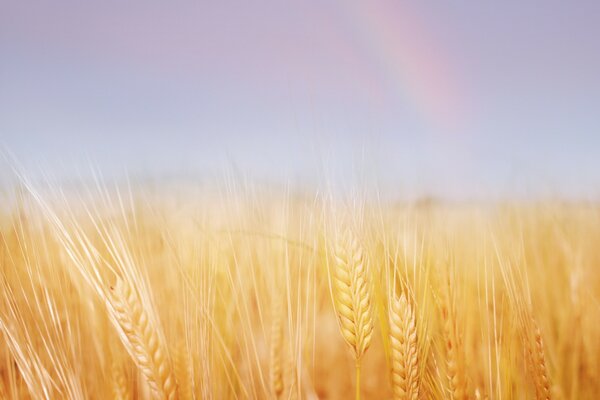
<box><xmin>389</xmin><ymin>293</ymin><xmax>419</xmax><ymax>400</ymax></box>
<box><xmin>333</xmin><ymin>229</ymin><xmax>374</xmax><ymax>400</ymax></box>
<box><xmin>108</xmin><ymin>277</ymin><xmax>178</xmax><ymax>400</ymax></box>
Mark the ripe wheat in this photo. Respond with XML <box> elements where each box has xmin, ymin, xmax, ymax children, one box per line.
<box><xmin>389</xmin><ymin>293</ymin><xmax>419</xmax><ymax>400</ymax></box>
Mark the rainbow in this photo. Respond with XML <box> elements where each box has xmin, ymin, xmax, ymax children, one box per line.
<box><xmin>339</xmin><ymin>1</ymin><xmax>465</xmax><ymax>132</ymax></box>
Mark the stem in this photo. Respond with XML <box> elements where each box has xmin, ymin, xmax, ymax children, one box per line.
<box><xmin>355</xmin><ymin>360</ymin><xmax>361</xmax><ymax>400</ymax></box>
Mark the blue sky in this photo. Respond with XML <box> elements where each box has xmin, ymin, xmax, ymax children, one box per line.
<box><xmin>1</xmin><ymin>1</ymin><xmax>599</xmax><ymax>199</ymax></box>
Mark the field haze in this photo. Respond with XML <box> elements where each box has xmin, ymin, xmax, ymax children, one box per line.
<box><xmin>0</xmin><ymin>184</ymin><xmax>598</xmax><ymax>399</ymax></box>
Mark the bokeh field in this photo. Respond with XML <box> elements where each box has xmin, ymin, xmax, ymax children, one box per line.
<box><xmin>0</xmin><ymin>184</ymin><xmax>598</xmax><ymax>399</ymax></box>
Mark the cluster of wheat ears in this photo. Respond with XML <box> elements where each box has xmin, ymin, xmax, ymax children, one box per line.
<box><xmin>0</xmin><ymin>183</ymin><xmax>598</xmax><ymax>399</ymax></box>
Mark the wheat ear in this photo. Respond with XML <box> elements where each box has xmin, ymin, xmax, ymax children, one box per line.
<box><xmin>333</xmin><ymin>229</ymin><xmax>374</xmax><ymax>400</ymax></box>
<box><xmin>174</xmin><ymin>341</ymin><xmax>193</xmax><ymax>400</ymax></box>
<box><xmin>440</xmin><ymin>301</ymin><xmax>468</xmax><ymax>400</ymax></box>
<box><xmin>109</xmin><ymin>278</ymin><xmax>178</xmax><ymax>400</ymax></box>
<box><xmin>270</xmin><ymin>297</ymin><xmax>284</xmax><ymax>399</ymax></box>
<box><xmin>284</xmin><ymin>344</ymin><xmax>298</xmax><ymax>400</ymax></box>
<box><xmin>389</xmin><ymin>293</ymin><xmax>419</xmax><ymax>400</ymax></box>
<box><xmin>529</xmin><ymin>319</ymin><xmax>551</xmax><ymax>400</ymax></box>
<box><xmin>111</xmin><ymin>359</ymin><xmax>131</xmax><ymax>400</ymax></box>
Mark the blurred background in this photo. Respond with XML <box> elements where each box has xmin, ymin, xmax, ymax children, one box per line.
<box><xmin>1</xmin><ymin>1</ymin><xmax>599</xmax><ymax>200</ymax></box>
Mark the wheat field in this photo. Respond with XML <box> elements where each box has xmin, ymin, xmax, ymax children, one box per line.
<box><xmin>0</xmin><ymin>183</ymin><xmax>598</xmax><ymax>399</ymax></box>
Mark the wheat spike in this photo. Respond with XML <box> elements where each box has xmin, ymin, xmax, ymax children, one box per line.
<box><xmin>333</xmin><ymin>229</ymin><xmax>373</xmax><ymax>400</ymax></box>
<box><xmin>284</xmin><ymin>344</ymin><xmax>298</xmax><ymax>400</ymax></box>
<box><xmin>111</xmin><ymin>359</ymin><xmax>131</xmax><ymax>400</ymax></box>
<box><xmin>270</xmin><ymin>297</ymin><xmax>284</xmax><ymax>398</ymax></box>
<box><xmin>389</xmin><ymin>293</ymin><xmax>419</xmax><ymax>400</ymax></box>
<box><xmin>532</xmin><ymin>320</ymin><xmax>551</xmax><ymax>400</ymax></box>
<box><xmin>333</xmin><ymin>230</ymin><xmax>374</xmax><ymax>360</ymax></box>
<box><xmin>441</xmin><ymin>301</ymin><xmax>469</xmax><ymax>400</ymax></box>
<box><xmin>109</xmin><ymin>278</ymin><xmax>178</xmax><ymax>400</ymax></box>
<box><xmin>174</xmin><ymin>341</ymin><xmax>193</xmax><ymax>400</ymax></box>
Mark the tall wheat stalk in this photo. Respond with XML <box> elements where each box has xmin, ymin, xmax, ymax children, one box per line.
<box><xmin>333</xmin><ymin>229</ymin><xmax>374</xmax><ymax>400</ymax></box>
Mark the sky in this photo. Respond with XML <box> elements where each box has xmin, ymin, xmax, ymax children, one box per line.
<box><xmin>1</xmin><ymin>1</ymin><xmax>599</xmax><ymax>199</ymax></box>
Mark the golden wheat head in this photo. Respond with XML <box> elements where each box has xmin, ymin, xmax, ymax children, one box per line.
<box><xmin>440</xmin><ymin>300</ymin><xmax>469</xmax><ymax>400</ymax></box>
<box><xmin>530</xmin><ymin>319</ymin><xmax>551</xmax><ymax>400</ymax></box>
<box><xmin>111</xmin><ymin>359</ymin><xmax>132</xmax><ymax>400</ymax></box>
<box><xmin>333</xmin><ymin>229</ymin><xmax>374</xmax><ymax>361</ymax></box>
<box><xmin>109</xmin><ymin>277</ymin><xmax>178</xmax><ymax>400</ymax></box>
<box><xmin>270</xmin><ymin>297</ymin><xmax>284</xmax><ymax>398</ymax></box>
<box><xmin>389</xmin><ymin>293</ymin><xmax>419</xmax><ymax>400</ymax></box>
